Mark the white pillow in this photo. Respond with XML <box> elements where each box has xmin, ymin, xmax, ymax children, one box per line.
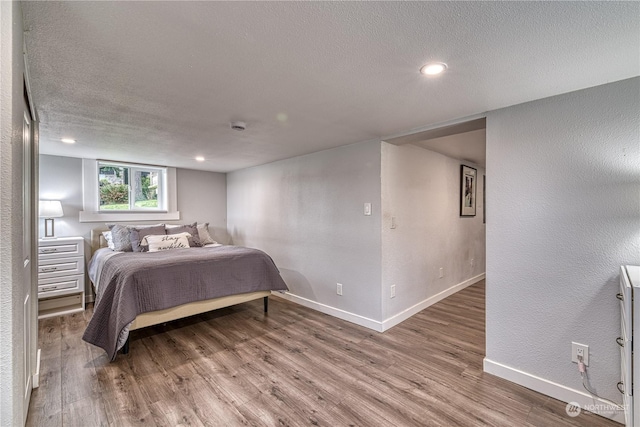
<box><xmin>197</xmin><ymin>223</ymin><xmax>217</xmax><ymax>245</ymax></box>
<box><xmin>145</xmin><ymin>234</ymin><xmax>191</xmax><ymax>252</ymax></box>
<box><xmin>141</xmin><ymin>231</ymin><xmax>190</xmax><ymax>246</ymax></box>
<box><xmin>102</xmin><ymin>231</ymin><xmax>115</xmax><ymax>250</ymax></box>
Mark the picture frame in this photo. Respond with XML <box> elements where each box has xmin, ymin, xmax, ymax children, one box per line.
<box><xmin>483</xmin><ymin>174</ymin><xmax>486</xmax><ymax>224</ymax></box>
<box><xmin>460</xmin><ymin>165</ymin><xmax>477</xmax><ymax>217</ymax></box>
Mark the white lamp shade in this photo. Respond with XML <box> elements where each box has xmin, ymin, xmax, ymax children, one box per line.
<box><xmin>39</xmin><ymin>200</ymin><xmax>64</xmax><ymax>218</ymax></box>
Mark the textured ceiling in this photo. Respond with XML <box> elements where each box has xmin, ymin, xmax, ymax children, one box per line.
<box><xmin>387</xmin><ymin>118</ymin><xmax>486</xmax><ymax>166</ymax></box>
<box><xmin>414</xmin><ymin>129</ymin><xmax>487</xmax><ymax>168</ymax></box>
<box><xmin>22</xmin><ymin>2</ymin><xmax>639</xmax><ymax>173</ymax></box>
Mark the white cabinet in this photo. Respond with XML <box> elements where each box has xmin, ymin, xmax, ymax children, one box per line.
<box><xmin>620</xmin><ymin>265</ymin><xmax>640</xmax><ymax>427</ymax></box>
<box><xmin>37</xmin><ymin>237</ymin><xmax>85</xmax><ymax>319</ymax></box>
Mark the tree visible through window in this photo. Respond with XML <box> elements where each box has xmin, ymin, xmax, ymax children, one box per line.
<box><xmin>98</xmin><ymin>162</ymin><xmax>163</xmax><ymax>211</ymax></box>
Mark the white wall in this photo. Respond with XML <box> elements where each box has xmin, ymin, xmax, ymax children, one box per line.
<box><xmin>485</xmin><ymin>77</ymin><xmax>640</xmax><ymax>416</ymax></box>
<box><xmin>1</xmin><ymin>2</ymin><xmax>33</xmax><ymax>425</ymax></box>
<box><xmin>39</xmin><ymin>154</ymin><xmax>229</xmax><ymax>298</ymax></box>
<box><xmin>227</xmin><ymin>141</ymin><xmax>383</xmax><ymax>324</ymax></box>
<box><xmin>381</xmin><ymin>143</ymin><xmax>486</xmax><ymax>323</ymax></box>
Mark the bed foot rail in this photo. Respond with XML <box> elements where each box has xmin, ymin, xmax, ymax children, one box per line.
<box><xmin>122</xmin><ymin>337</ymin><xmax>130</xmax><ymax>354</ymax></box>
<box><xmin>264</xmin><ymin>296</ymin><xmax>268</xmax><ymax>313</ymax></box>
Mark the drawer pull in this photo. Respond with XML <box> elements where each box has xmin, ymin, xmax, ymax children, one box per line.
<box><xmin>617</xmin><ymin>381</ymin><xmax>625</xmax><ymax>394</ymax></box>
<box><xmin>617</xmin><ymin>293</ymin><xmax>624</xmax><ymax>301</ymax></box>
<box><xmin>616</xmin><ymin>337</ymin><xmax>624</xmax><ymax>347</ymax></box>
<box><xmin>41</xmin><ymin>267</ymin><xmax>57</xmax><ymax>272</ymax></box>
<box><xmin>41</xmin><ymin>248</ymin><xmax>57</xmax><ymax>253</ymax></box>
<box><xmin>40</xmin><ymin>286</ymin><xmax>58</xmax><ymax>292</ymax></box>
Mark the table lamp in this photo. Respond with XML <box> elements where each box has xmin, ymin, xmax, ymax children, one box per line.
<box><xmin>39</xmin><ymin>200</ymin><xmax>63</xmax><ymax>238</ymax></box>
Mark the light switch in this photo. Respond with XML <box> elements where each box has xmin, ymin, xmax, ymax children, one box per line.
<box><xmin>364</xmin><ymin>203</ymin><xmax>372</xmax><ymax>216</ymax></box>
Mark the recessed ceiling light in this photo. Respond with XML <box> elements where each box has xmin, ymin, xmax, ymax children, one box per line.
<box><xmin>420</xmin><ymin>62</ymin><xmax>447</xmax><ymax>76</ymax></box>
<box><xmin>195</xmin><ymin>156</ymin><xmax>205</xmax><ymax>162</ymax></box>
<box><xmin>61</xmin><ymin>138</ymin><xmax>76</xmax><ymax>144</ymax></box>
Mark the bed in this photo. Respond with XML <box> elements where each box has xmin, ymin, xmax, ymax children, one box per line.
<box><xmin>82</xmin><ymin>227</ymin><xmax>288</xmax><ymax>361</ymax></box>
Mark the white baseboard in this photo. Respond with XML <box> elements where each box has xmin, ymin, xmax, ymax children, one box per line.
<box><xmin>483</xmin><ymin>358</ymin><xmax>625</xmax><ymax>424</ymax></box>
<box><xmin>270</xmin><ymin>292</ymin><xmax>384</xmax><ymax>332</ymax></box>
<box><xmin>381</xmin><ymin>273</ymin><xmax>485</xmax><ymax>331</ymax></box>
<box><xmin>271</xmin><ymin>273</ymin><xmax>485</xmax><ymax>333</ymax></box>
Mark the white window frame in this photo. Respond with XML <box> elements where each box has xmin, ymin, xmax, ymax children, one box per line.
<box><xmin>79</xmin><ymin>159</ymin><xmax>180</xmax><ymax>222</ymax></box>
<box><xmin>97</xmin><ymin>161</ymin><xmax>165</xmax><ymax>212</ymax></box>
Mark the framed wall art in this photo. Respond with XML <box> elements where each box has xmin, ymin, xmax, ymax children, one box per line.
<box><xmin>460</xmin><ymin>165</ymin><xmax>477</xmax><ymax>217</ymax></box>
<box><xmin>483</xmin><ymin>174</ymin><xmax>486</xmax><ymax>223</ymax></box>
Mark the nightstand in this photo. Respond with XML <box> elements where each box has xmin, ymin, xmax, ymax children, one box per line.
<box><xmin>37</xmin><ymin>236</ymin><xmax>85</xmax><ymax>319</ymax></box>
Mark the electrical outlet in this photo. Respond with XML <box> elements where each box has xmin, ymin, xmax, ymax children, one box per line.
<box><xmin>337</xmin><ymin>283</ymin><xmax>343</xmax><ymax>296</ymax></box>
<box><xmin>571</xmin><ymin>342</ymin><xmax>589</xmax><ymax>366</ymax></box>
<box><xmin>439</xmin><ymin>267</ymin><xmax>444</xmax><ymax>278</ymax></box>
<box><xmin>391</xmin><ymin>284</ymin><xmax>396</xmax><ymax>298</ymax></box>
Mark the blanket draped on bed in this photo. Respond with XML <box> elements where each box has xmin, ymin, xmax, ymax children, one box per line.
<box><xmin>82</xmin><ymin>246</ymin><xmax>288</xmax><ymax>361</ymax></box>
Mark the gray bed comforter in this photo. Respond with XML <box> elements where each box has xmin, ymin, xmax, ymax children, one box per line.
<box><xmin>82</xmin><ymin>246</ymin><xmax>288</xmax><ymax>361</ymax></box>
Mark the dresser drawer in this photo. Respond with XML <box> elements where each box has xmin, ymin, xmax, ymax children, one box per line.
<box><xmin>38</xmin><ymin>293</ymin><xmax>84</xmax><ymax>319</ymax></box>
<box><xmin>38</xmin><ymin>240</ymin><xmax>83</xmax><ymax>259</ymax></box>
<box><xmin>620</xmin><ymin>269</ymin><xmax>632</xmax><ymax>326</ymax></box>
<box><xmin>37</xmin><ymin>237</ymin><xmax>86</xmax><ymax>319</ymax></box>
<box><xmin>621</xmin><ymin>309</ymin><xmax>629</xmax><ymax>342</ymax></box>
<box><xmin>619</xmin><ymin>337</ymin><xmax>632</xmax><ymax>397</ymax></box>
<box><xmin>38</xmin><ymin>274</ymin><xmax>83</xmax><ymax>297</ymax></box>
<box><xmin>38</xmin><ymin>256</ymin><xmax>84</xmax><ymax>278</ymax></box>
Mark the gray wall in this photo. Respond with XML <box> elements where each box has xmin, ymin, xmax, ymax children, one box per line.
<box><xmin>485</xmin><ymin>77</ymin><xmax>640</xmax><ymax>404</ymax></box>
<box><xmin>176</xmin><ymin>168</ymin><xmax>229</xmax><ymax>245</ymax></box>
<box><xmin>381</xmin><ymin>143</ymin><xmax>486</xmax><ymax>320</ymax></box>
<box><xmin>227</xmin><ymin>141</ymin><xmax>383</xmax><ymax>321</ymax></box>
<box><xmin>39</xmin><ymin>154</ymin><xmax>228</xmax><ymax>298</ymax></box>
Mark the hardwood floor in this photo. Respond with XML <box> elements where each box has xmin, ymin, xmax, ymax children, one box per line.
<box><xmin>27</xmin><ymin>281</ymin><xmax>618</xmax><ymax>426</ymax></box>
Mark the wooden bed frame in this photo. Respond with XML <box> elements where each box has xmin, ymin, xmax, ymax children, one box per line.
<box><xmin>89</xmin><ymin>228</ymin><xmax>270</xmax><ymax>354</ymax></box>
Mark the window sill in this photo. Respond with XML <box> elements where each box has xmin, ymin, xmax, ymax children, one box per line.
<box><xmin>79</xmin><ymin>211</ymin><xmax>181</xmax><ymax>223</ymax></box>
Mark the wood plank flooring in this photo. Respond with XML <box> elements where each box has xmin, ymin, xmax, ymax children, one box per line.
<box><xmin>27</xmin><ymin>281</ymin><xmax>619</xmax><ymax>426</ymax></box>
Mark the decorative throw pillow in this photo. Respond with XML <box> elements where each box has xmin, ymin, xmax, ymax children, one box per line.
<box><xmin>129</xmin><ymin>225</ymin><xmax>166</xmax><ymax>252</ymax></box>
<box><xmin>166</xmin><ymin>222</ymin><xmax>201</xmax><ymax>247</ymax></box>
<box><xmin>102</xmin><ymin>231</ymin><xmax>115</xmax><ymax>250</ymax></box>
<box><xmin>146</xmin><ymin>234</ymin><xmax>190</xmax><ymax>252</ymax></box>
<box><xmin>107</xmin><ymin>224</ymin><xmax>133</xmax><ymax>252</ymax></box>
<box><xmin>197</xmin><ymin>223</ymin><xmax>217</xmax><ymax>245</ymax></box>
<box><xmin>142</xmin><ymin>231</ymin><xmax>191</xmax><ymax>247</ymax></box>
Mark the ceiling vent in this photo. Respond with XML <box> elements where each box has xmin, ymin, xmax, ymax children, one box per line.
<box><xmin>231</xmin><ymin>121</ymin><xmax>246</xmax><ymax>131</ymax></box>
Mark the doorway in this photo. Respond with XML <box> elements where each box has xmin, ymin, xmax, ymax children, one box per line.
<box><xmin>380</xmin><ymin>117</ymin><xmax>487</xmax><ymax>345</ymax></box>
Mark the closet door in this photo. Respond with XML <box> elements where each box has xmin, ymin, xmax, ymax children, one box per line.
<box><xmin>22</xmin><ymin>98</ymin><xmax>34</xmax><ymax>423</ymax></box>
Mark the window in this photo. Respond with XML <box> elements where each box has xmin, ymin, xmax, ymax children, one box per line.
<box><xmin>79</xmin><ymin>159</ymin><xmax>179</xmax><ymax>222</ymax></box>
<box><xmin>98</xmin><ymin>162</ymin><xmax>164</xmax><ymax>211</ymax></box>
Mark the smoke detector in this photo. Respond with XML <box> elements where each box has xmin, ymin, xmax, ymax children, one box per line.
<box><xmin>230</xmin><ymin>121</ymin><xmax>246</xmax><ymax>131</ymax></box>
